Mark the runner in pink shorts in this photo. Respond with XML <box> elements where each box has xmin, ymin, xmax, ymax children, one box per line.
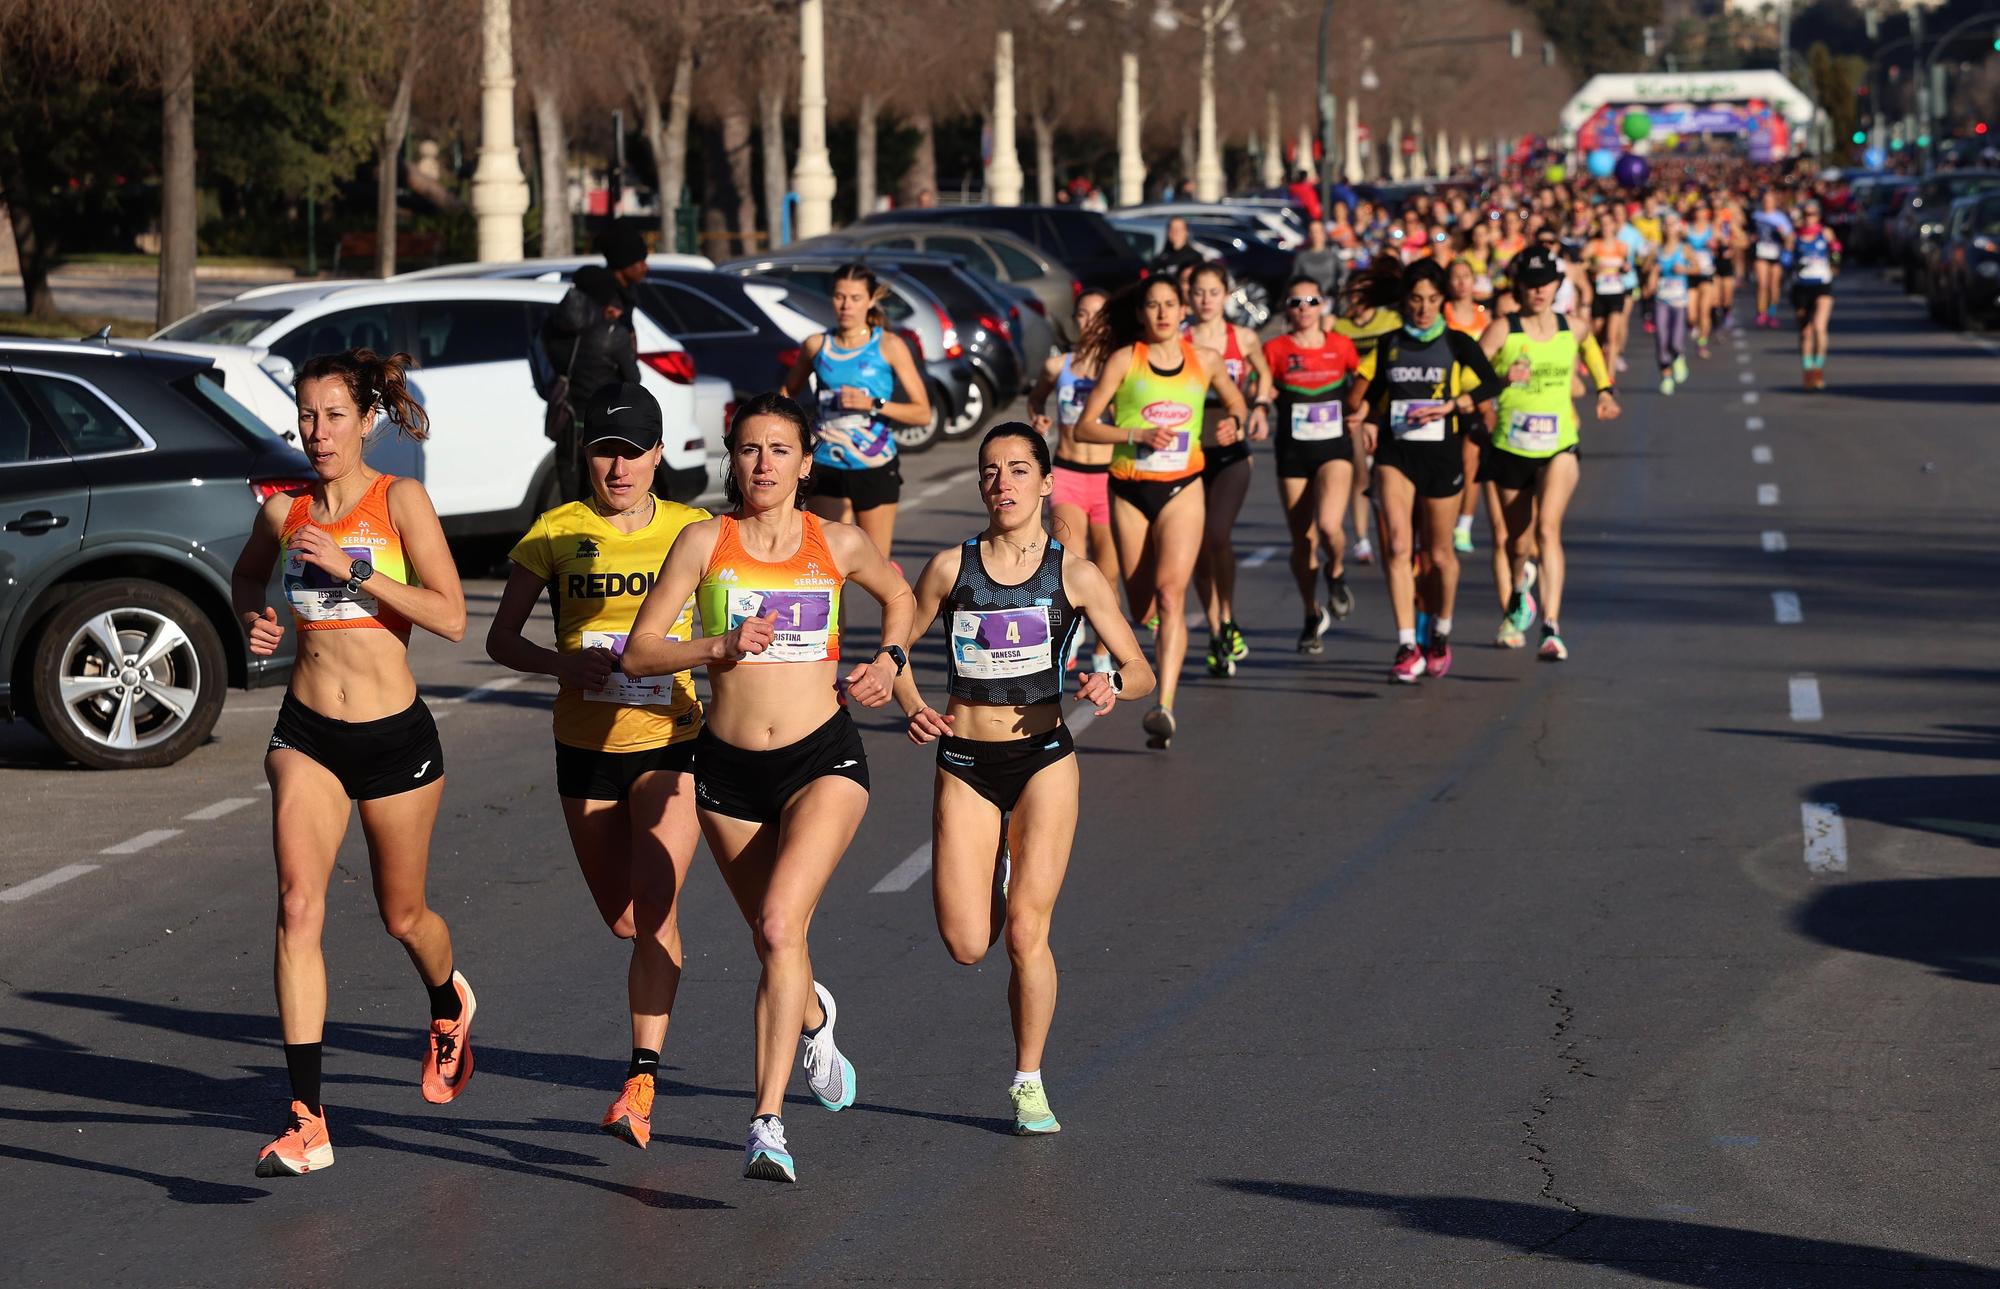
<box><xmin>1027</xmin><ymin>289</ymin><xmax>1122</xmax><ymax>671</ymax></box>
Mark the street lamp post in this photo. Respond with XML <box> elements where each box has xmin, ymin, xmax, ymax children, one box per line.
<box><xmin>1315</xmin><ymin>0</ymin><xmax>1338</xmax><ymax>227</ymax></box>
<box><xmin>792</xmin><ymin>0</ymin><xmax>837</xmax><ymax>238</ymax></box>
<box><xmin>470</xmin><ymin>0</ymin><xmax>528</xmax><ymax>262</ymax></box>
<box><xmin>1117</xmin><ymin>52</ymin><xmax>1144</xmax><ymax>207</ymax></box>
<box><xmin>989</xmin><ymin>31</ymin><xmax>1025</xmax><ymax>205</ymax></box>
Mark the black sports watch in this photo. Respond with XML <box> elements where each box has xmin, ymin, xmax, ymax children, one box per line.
<box><xmin>1109</xmin><ymin>671</ymin><xmax>1125</xmax><ymax>694</ymax></box>
<box><xmin>871</xmin><ymin>396</ymin><xmax>887</xmax><ymax>416</ymax></box>
<box><xmin>876</xmin><ymin>644</ymin><xmax>907</xmax><ymax>675</ymax></box>
<box><xmin>345</xmin><ymin>558</ymin><xmax>374</xmax><ymax>594</ymax></box>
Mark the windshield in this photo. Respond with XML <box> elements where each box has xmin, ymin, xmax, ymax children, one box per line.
<box><xmin>158</xmin><ymin>308</ymin><xmax>288</xmax><ymax>345</ymax></box>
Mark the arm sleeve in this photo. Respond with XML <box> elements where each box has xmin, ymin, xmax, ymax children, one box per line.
<box><xmin>1452</xmin><ymin>332</ymin><xmax>1505</xmax><ymax>405</ymax></box>
<box><xmin>1577</xmin><ymin>332</ymin><xmax>1614</xmax><ymax>394</ymax></box>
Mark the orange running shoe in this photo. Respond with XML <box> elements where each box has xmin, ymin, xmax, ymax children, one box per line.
<box><xmin>601</xmin><ymin>1072</ymin><xmax>656</xmax><ymax>1149</ymax></box>
<box><xmin>255</xmin><ymin>1100</ymin><xmax>333</xmax><ymax>1177</ymax></box>
<box><xmin>420</xmin><ymin>970</ymin><xmax>477</xmax><ymax>1104</ymax></box>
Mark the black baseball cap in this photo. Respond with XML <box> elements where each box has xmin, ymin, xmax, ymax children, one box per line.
<box><xmin>1513</xmin><ymin>247</ymin><xmax>1562</xmax><ymax>287</ymax></box>
<box><xmin>584</xmin><ymin>382</ymin><xmax>662</xmax><ymax>451</ymax></box>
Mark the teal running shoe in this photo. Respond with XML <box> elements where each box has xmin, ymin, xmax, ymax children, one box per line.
<box><xmin>1011</xmin><ymin>1081</ymin><xmax>1061</xmax><ymax>1135</ymax></box>
<box><xmin>743</xmin><ymin>1116</ymin><xmax>796</xmax><ymax>1182</ymax></box>
<box><xmin>1505</xmin><ymin>589</ymin><xmax>1538</xmax><ymax>636</ymax></box>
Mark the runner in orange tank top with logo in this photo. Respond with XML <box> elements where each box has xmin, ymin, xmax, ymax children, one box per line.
<box><xmin>230</xmin><ymin>349</ymin><xmax>473</xmax><ymax>1179</ymax></box>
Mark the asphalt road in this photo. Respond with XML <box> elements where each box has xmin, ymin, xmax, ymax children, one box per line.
<box><xmin>4</xmin><ymin>275</ymin><xmax>1999</xmax><ymax>1287</ymax></box>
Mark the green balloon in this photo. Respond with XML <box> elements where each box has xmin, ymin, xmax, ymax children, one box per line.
<box><xmin>1620</xmin><ymin>111</ymin><xmax>1653</xmax><ymax>142</ymax></box>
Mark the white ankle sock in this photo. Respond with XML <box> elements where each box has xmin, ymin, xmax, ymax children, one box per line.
<box><xmin>1455</xmin><ymin>516</ymin><xmax>1472</xmax><ymax>534</ymax></box>
<box><xmin>1012</xmin><ymin>1069</ymin><xmax>1042</xmax><ymax>1087</ymax></box>
<box><xmin>1397</xmin><ymin>628</ymin><xmax>1417</xmax><ymax>647</ymax></box>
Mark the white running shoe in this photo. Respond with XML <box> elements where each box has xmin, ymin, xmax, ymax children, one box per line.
<box><xmin>743</xmin><ymin>1115</ymin><xmax>796</xmax><ymax>1183</ymax></box>
<box><xmin>802</xmin><ymin>981</ymin><xmax>856</xmax><ymax>1111</ymax></box>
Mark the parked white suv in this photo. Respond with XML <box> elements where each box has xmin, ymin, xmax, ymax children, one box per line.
<box><xmin>154</xmin><ymin>279</ymin><xmax>705</xmax><ymax>537</ymax></box>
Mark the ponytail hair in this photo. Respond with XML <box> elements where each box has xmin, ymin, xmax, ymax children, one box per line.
<box><xmin>832</xmin><ymin>262</ymin><xmax>888</xmax><ymax>330</ymax></box>
<box><xmin>294</xmin><ymin>348</ymin><xmax>429</xmax><ymax>441</ymax></box>
<box><xmin>1343</xmin><ymin>260</ymin><xmax>1405</xmax><ymax>314</ymax></box>
<box><xmin>1077</xmin><ymin>276</ymin><xmax>1182</xmax><ymax>371</ymax></box>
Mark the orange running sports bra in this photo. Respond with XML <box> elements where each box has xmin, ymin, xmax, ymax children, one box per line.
<box><xmin>696</xmin><ymin>512</ymin><xmax>844</xmax><ymax>663</ymax></box>
<box><xmin>281</xmin><ymin>473</ymin><xmax>411</xmax><ymax>634</ymax></box>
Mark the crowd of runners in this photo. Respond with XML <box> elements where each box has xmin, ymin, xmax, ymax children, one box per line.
<box><xmin>228</xmin><ymin>157</ymin><xmax>1846</xmax><ymax>1184</ymax></box>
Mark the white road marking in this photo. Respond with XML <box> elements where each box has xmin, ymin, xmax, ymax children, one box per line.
<box><xmin>1742</xmin><ymin>391</ymin><xmax>1760</xmax><ymax>405</ymax></box>
<box><xmin>1789</xmin><ymin>675</ymin><xmax>1823</xmax><ymax>722</ymax></box>
<box><xmin>1746</xmin><ymin>416</ymin><xmax>1765</xmax><ymax>431</ymax></box>
<box><xmin>1739</xmin><ymin>371</ymin><xmax>1755</xmax><ymax>384</ymax></box>
<box><xmin>1801</xmin><ymin>803</ymin><xmax>1848</xmax><ymax>874</ymax></box>
<box><xmin>1757</xmin><ymin>484</ymin><xmax>1780</xmax><ymax>506</ymax></box>
<box><xmin>1737</xmin><ymin>353</ymin><xmax>1750</xmax><ymax>364</ymax></box>
<box><xmin>1761</xmin><ymin>530</ymin><xmax>1788</xmax><ymax>553</ymax></box>
<box><xmin>871</xmin><ymin>844</ymin><xmax>933</xmax><ymax>894</ymax></box>
<box><xmin>184</xmin><ymin>797</ymin><xmax>255</xmax><ymax>822</ymax></box>
<box><xmin>100</xmin><ymin>829</ymin><xmax>182</xmax><ymax>855</ymax></box>
<box><xmin>0</xmin><ymin>864</ymin><xmax>101</xmax><ymax>904</ymax></box>
<box><xmin>455</xmin><ymin>676</ymin><xmax>523</xmax><ymax>703</ymax></box>
<box><xmin>1751</xmin><ymin>445</ymin><xmax>1773</xmax><ymax>464</ymax></box>
<box><xmin>1242</xmin><ymin>545</ymin><xmax>1279</xmax><ymax>568</ymax></box>
<box><xmin>917</xmin><ymin>479</ymin><xmax>956</xmax><ymax>500</ymax></box>
<box><xmin>1772</xmin><ymin>591</ymin><xmax>1802</xmax><ymax>624</ymax></box>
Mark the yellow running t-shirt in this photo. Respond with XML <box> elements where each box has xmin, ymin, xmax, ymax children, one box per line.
<box><xmin>509</xmin><ymin>499</ymin><xmax>708</xmax><ymax>752</ymax></box>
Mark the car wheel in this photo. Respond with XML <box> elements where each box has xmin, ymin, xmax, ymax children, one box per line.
<box><xmin>29</xmin><ymin>580</ymin><xmax>226</xmax><ymax>770</ymax></box>
<box><xmin>942</xmin><ymin>372</ymin><xmax>993</xmax><ymax>439</ymax></box>
<box><xmin>893</xmin><ymin>382</ymin><xmax>943</xmax><ymax>454</ymax></box>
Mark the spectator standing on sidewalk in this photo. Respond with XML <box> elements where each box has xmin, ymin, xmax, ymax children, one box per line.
<box><xmin>541</xmin><ymin>227</ymin><xmax>648</xmax><ymax>501</ymax></box>
<box><xmin>1292</xmin><ymin>219</ymin><xmax>1344</xmax><ymax>299</ymax></box>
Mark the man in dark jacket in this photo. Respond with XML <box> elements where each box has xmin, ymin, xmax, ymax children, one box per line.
<box><xmin>541</xmin><ymin>226</ymin><xmax>647</xmax><ymax>500</ymax></box>
<box><xmin>1149</xmin><ymin>216</ymin><xmax>1206</xmax><ymax>282</ymax></box>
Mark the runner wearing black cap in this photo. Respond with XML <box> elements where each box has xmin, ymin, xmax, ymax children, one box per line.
<box><xmin>487</xmin><ymin>382</ymin><xmax>711</xmax><ymax>1151</ymax></box>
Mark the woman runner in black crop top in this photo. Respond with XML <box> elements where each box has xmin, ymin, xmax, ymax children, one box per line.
<box><xmin>894</xmin><ymin>422</ymin><xmax>1154</xmax><ymax>1136</ymax></box>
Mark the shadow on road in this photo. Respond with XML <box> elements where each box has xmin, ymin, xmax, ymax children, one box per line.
<box><xmin>1795</xmin><ymin>877</ymin><xmax>2000</xmax><ymax>987</ymax></box>
<box><xmin>1209</xmin><ymin>1180</ymin><xmax>2000</xmax><ymax>1283</ymax></box>
<box><xmin>0</xmin><ymin>995</ymin><xmax>732</xmax><ymax>1210</ymax></box>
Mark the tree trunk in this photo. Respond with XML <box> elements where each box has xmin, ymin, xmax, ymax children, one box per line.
<box><xmin>899</xmin><ymin>111</ymin><xmax>936</xmax><ymax>207</ymax></box>
<box><xmin>720</xmin><ymin>101</ymin><xmax>756</xmax><ymax>256</ymax></box>
<box><xmin>376</xmin><ymin>50</ymin><xmax>418</xmax><ymax>278</ymax></box>
<box><xmin>658</xmin><ymin>41</ymin><xmax>694</xmax><ymax>244</ymax></box>
<box><xmin>1032</xmin><ymin>110</ymin><xmax>1055</xmax><ymax>205</ymax></box>
<box><xmin>1</xmin><ymin>172</ymin><xmax>58</xmax><ymax>319</ymax></box>
<box><xmin>532</xmin><ymin>79</ymin><xmax>572</xmax><ymax>257</ymax></box>
<box><xmin>156</xmin><ymin>21</ymin><xmax>198</xmax><ymax>330</ymax></box>
<box><xmin>855</xmin><ymin>92</ymin><xmax>878</xmax><ymax>216</ymax></box>
<box><xmin>631</xmin><ymin>56</ymin><xmax>667</xmax><ymax>249</ymax></box>
<box><xmin>759</xmin><ymin>81</ymin><xmax>788</xmax><ymax>247</ymax></box>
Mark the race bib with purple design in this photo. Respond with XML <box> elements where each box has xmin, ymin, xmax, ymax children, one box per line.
<box><xmin>951</xmin><ymin>607</ymin><xmax>1053</xmax><ymax>681</ymax></box>
<box><xmin>726</xmin><ymin>588</ymin><xmax>833</xmax><ymax>662</ymax></box>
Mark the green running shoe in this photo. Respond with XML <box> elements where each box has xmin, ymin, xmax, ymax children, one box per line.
<box><xmin>1010</xmin><ymin>1081</ymin><xmax>1061</xmax><ymax>1135</ymax></box>
<box><xmin>1222</xmin><ymin>619</ymin><xmax>1250</xmax><ymax>661</ymax></box>
<box><xmin>1205</xmin><ymin>639</ymin><xmax>1234</xmax><ymax>677</ymax></box>
<box><xmin>1505</xmin><ymin>588</ymin><xmax>1538</xmax><ymax>636</ymax></box>
<box><xmin>1672</xmin><ymin>354</ymin><xmax>1689</xmax><ymax>383</ymax></box>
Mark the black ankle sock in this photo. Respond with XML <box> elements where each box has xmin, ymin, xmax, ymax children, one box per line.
<box><xmin>283</xmin><ymin>1041</ymin><xmax>322</xmax><ymax>1114</ymax></box>
<box><xmin>627</xmin><ymin>1048</ymin><xmax>660</xmax><ymax>1080</ymax></box>
<box><xmin>426</xmin><ymin>971</ymin><xmax>462</xmax><ymax>1021</ymax></box>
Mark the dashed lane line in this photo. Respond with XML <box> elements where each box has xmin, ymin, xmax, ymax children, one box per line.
<box><xmin>1762</xmin><ymin>530</ymin><xmax>1788</xmax><ymax>553</ymax></box>
<box><xmin>1752</xmin><ymin>445</ymin><xmax>1773</xmax><ymax>464</ymax></box>
<box><xmin>100</xmin><ymin>829</ymin><xmax>182</xmax><ymax>856</ymax></box>
<box><xmin>1757</xmin><ymin>484</ymin><xmax>1780</xmax><ymax>506</ymax></box>
<box><xmin>1746</xmin><ymin>416</ymin><xmax>1765</xmax><ymax>431</ymax></box>
<box><xmin>0</xmin><ymin>865</ymin><xmax>102</xmax><ymax>904</ymax></box>
<box><xmin>1801</xmin><ymin>803</ymin><xmax>1848</xmax><ymax>874</ymax></box>
<box><xmin>1743</xmin><ymin>391</ymin><xmax>1760</xmax><ymax>405</ymax></box>
<box><xmin>183</xmin><ymin>797</ymin><xmax>256</xmax><ymax>822</ymax></box>
<box><xmin>1789</xmin><ymin>675</ymin><xmax>1823</xmax><ymax>722</ymax></box>
<box><xmin>1772</xmin><ymin>591</ymin><xmax>1802</xmax><ymax>624</ymax></box>
<box><xmin>1242</xmin><ymin>545</ymin><xmax>1279</xmax><ymax>568</ymax></box>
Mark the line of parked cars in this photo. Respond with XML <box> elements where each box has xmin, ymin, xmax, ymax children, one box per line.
<box><xmin>6</xmin><ymin>197</ymin><xmax>1320</xmax><ymax>769</ymax></box>
<box><xmin>1841</xmin><ymin>167</ymin><xmax>2000</xmax><ymax>330</ymax></box>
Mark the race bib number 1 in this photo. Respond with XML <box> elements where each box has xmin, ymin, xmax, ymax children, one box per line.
<box><xmin>951</xmin><ymin>607</ymin><xmax>1053</xmax><ymax>680</ymax></box>
<box><xmin>1389</xmin><ymin>399</ymin><xmax>1449</xmax><ymax>443</ymax></box>
<box><xmin>726</xmin><ymin>588</ymin><xmax>833</xmax><ymax>662</ymax></box>
<box><xmin>581</xmin><ymin>630</ymin><xmax>676</xmax><ymax>705</ymax></box>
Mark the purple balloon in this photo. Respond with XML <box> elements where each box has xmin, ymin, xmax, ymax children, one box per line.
<box><xmin>1613</xmin><ymin>152</ymin><xmax>1650</xmax><ymax>191</ymax></box>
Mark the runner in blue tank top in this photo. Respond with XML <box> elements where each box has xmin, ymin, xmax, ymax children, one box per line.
<box><xmin>782</xmin><ymin>263</ymin><xmax>931</xmax><ymax>562</ymax></box>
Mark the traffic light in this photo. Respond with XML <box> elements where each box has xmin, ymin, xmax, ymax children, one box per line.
<box><xmin>1851</xmin><ymin>130</ymin><xmax>1867</xmax><ymax>145</ymax></box>
<box><xmin>1891</xmin><ymin>138</ymin><xmax>1906</xmax><ymax>151</ymax></box>
<box><xmin>1918</xmin><ymin>134</ymin><xmax>1932</xmax><ymax>148</ymax></box>
<box><xmin>1991</xmin><ymin>25</ymin><xmax>1999</xmax><ymax>51</ymax></box>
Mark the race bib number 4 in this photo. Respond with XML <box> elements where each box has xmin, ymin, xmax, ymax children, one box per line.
<box><xmin>1508</xmin><ymin>410</ymin><xmax>1562</xmax><ymax>453</ymax></box>
<box><xmin>284</xmin><ymin>545</ymin><xmax>378</xmax><ymax>623</ymax></box>
<box><xmin>951</xmin><ymin>607</ymin><xmax>1053</xmax><ymax>680</ymax></box>
<box><xmin>1289</xmin><ymin>400</ymin><xmax>1344</xmax><ymax>442</ymax></box>
<box><xmin>726</xmin><ymin>588</ymin><xmax>833</xmax><ymax>662</ymax></box>
<box><xmin>1389</xmin><ymin>399</ymin><xmax>1449</xmax><ymax>443</ymax></box>
<box><xmin>581</xmin><ymin>630</ymin><xmax>677</xmax><ymax>705</ymax></box>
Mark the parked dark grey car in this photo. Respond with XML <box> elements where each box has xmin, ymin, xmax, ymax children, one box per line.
<box><xmin>1</xmin><ymin>341</ymin><xmax>309</xmax><ymax>768</ymax></box>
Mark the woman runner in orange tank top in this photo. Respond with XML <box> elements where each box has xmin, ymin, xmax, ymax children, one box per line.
<box><xmin>229</xmin><ymin>349</ymin><xmax>472</xmax><ymax>1179</ymax></box>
